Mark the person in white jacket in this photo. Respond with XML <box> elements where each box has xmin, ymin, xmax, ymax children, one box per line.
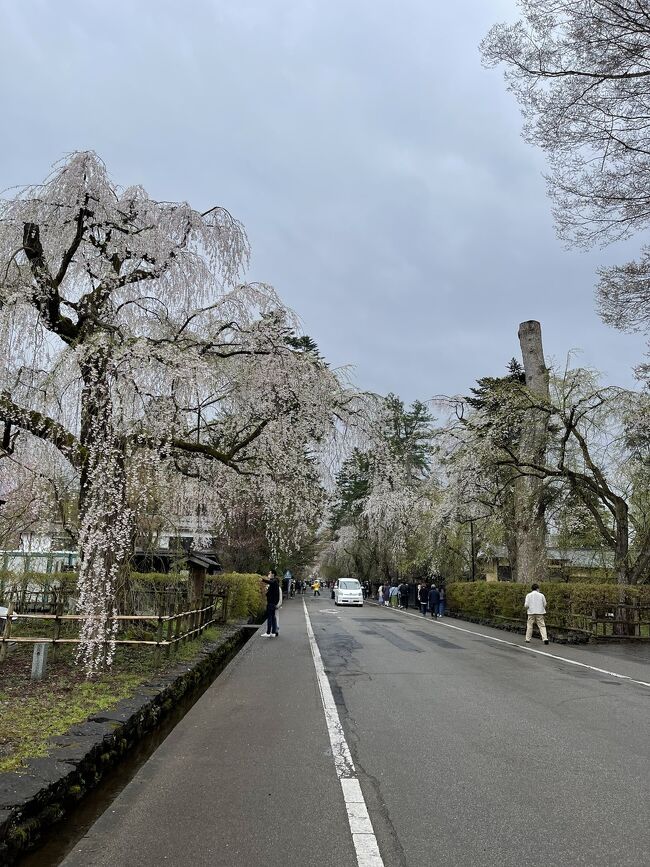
<box><xmin>275</xmin><ymin>585</ymin><xmax>283</xmax><ymax>635</ymax></box>
<box><xmin>524</xmin><ymin>583</ymin><xmax>549</xmax><ymax>644</ymax></box>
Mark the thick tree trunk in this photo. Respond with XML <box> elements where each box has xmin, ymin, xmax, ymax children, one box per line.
<box><xmin>76</xmin><ymin>349</ymin><xmax>132</xmax><ymax>674</ymax></box>
<box><xmin>515</xmin><ymin>321</ymin><xmax>550</xmax><ymax>584</ymax></box>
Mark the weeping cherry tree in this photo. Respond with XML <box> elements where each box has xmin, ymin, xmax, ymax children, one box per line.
<box><xmin>0</xmin><ymin>152</ymin><xmax>349</xmax><ymax>673</ymax></box>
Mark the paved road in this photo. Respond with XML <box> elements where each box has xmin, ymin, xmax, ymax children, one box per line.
<box><xmin>62</xmin><ymin>596</ymin><xmax>649</xmax><ymax>867</ymax></box>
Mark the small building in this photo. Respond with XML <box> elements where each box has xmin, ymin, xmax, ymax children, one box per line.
<box><xmin>2</xmin><ymin>516</ymin><xmax>222</xmax><ymax>579</ymax></box>
<box><xmin>0</xmin><ymin>530</ymin><xmax>78</xmax><ymax>574</ymax></box>
<box><xmin>478</xmin><ymin>544</ymin><xmax>614</xmax><ymax>582</ymax></box>
<box><xmin>131</xmin><ymin>546</ymin><xmax>221</xmax><ymax>576</ymax></box>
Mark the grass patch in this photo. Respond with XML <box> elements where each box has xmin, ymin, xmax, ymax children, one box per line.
<box><xmin>0</xmin><ymin>627</ymin><xmax>222</xmax><ymax>773</ymax></box>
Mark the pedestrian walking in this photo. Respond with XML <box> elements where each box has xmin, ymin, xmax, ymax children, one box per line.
<box><xmin>398</xmin><ymin>581</ymin><xmax>409</xmax><ymax>609</ymax></box>
<box><xmin>437</xmin><ymin>586</ymin><xmax>446</xmax><ymax>618</ymax></box>
<box><xmin>428</xmin><ymin>584</ymin><xmax>440</xmax><ymax>618</ymax></box>
<box><xmin>524</xmin><ymin>583</ymin><xmax>549</xmax><ymax>645</ymax></box>
<box><xmin>389</xmin><ymin>584</ymin><xmax>399</xmax><ymax>608</ymax></box>
<box><xmin>261</xmin><ymin>570</ymin><xmax>280</xmax><ymax>637</ymax></box>
<box><xmin>417</xmin><ymin>581</ymin><xmax>429</xmax><ymax>616</ymax></box>
<box><xmin>377</xmin><ymin>583</ymin><xmax>384</xmax><ymax>605</ymax></box>
<box><xmin>313</xmin><ymin>578</ymin><xmax>321</xmax><ymax>596</ymax></box>
<box><xmin>383</xmin><ymin>584</ymin><xmax>391</xmax><ymax>606</ymax></box>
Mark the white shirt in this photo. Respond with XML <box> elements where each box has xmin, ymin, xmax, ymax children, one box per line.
<box><xmin>524</xmin><ymin>590</ymin><xmax>547</xmax><ymax>615</ymax></box>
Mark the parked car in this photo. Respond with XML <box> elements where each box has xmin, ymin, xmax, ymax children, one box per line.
<box><xmin>334</xmin><ymin>579</ymin><xmax>363</xmax><ymax>607</ymax></box>
<box><xmin>0</xmin><ymin>605</ymin><xmax>18</xmax><ymax>631</ymax></box>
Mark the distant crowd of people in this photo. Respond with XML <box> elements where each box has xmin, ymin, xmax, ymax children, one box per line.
<box><xmin>376</xmin><ymin>580</ymin><xmax>446</xmax><ymax>617</ymax></box>
<box><xmin>261</xmin><ymin>570</ymin><xmax>550</xmax><ymax>645</ymax></box>
<box><xmin>275</xmin><ymin>569</ymin><xmax>328</xmax><ymax>598</ymax></box>
<box><xmin>375</xmin><ymin>580</ymin><xmax>550</xmax><ymax>643</ymax></box>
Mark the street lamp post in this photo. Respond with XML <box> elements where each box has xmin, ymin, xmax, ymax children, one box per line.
<box><xmin>470</xmin><ymin>519</ymin><xmax>476</xmax><ymax>582</ymax></box>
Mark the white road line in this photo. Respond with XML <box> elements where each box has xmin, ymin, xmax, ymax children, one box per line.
<box><xmin>371</xmin><ymin>602</ymin><xmax>650</xmax><ymax>689</ymax></box>
<box><xmin>303</xmin><ymin>599</ymin><xmax>384</xmax><ymax>867</ymax></box>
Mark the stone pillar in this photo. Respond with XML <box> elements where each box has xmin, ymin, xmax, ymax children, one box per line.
<box><xmin>31</xmin><ymin>642</ymin><xmax>49</xmax><ymax>680</ymax></box>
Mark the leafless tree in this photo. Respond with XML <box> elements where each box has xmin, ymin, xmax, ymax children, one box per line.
<box><xmin>482</xmin><ymin>2</ymin><xmax>650</xmax><ymax>364</ymax></box>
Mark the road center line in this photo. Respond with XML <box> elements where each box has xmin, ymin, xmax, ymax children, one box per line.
<box><xmin>370</xmin><ymin>602</ymin><xmax>650</xmax><ymax>689</ymax></box>
<box><xmin>303</xmin><ymin>599</ymin><xmax>384</xmax><ymax>867</ymax></box>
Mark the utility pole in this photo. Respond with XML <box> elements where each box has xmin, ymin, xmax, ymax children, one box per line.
<box><xmin>470</xmin><ymin>519</ymin><xmax>476</xmax><ymax>582</ymax></box>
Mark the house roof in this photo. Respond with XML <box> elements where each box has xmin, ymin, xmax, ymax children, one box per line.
<box><xmin>187</xmin><ymin>551</ymin><xmax>222</xmax><ymax>572</ymax></box>
<box><xmin>132</xmin><ymin>548</ymin><xmax>222</xmax><ymax>574</ymax></box>
<box><xmin>478</xmin><ymin>545</ymin><xmax>613</xmax><ymax>568</ymax></box>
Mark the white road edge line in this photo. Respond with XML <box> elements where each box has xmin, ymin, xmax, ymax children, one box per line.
<box><xmin>371</xmin><ymin>602</ymin><xmax>650</xmax><ymax>689</ymax></box>
<box><xmin>303</xmin><ymin>599</ymin><xmax>385</xmax><ymax>867</ymax></box>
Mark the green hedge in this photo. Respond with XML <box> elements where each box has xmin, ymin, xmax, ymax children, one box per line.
<box><xmin>0</xmin><ymin>571</ymin><xmax>78</xmax><ymax>588</ymax></box>
<box><xmin>0</xmin><ymin>570</ymin><xmax>266</xmax><ymax>622</ymax></box>
<box><xmin>447</xmin><ymin>581</ymin><xmax>650</xmax><ymax>623</ymax></box>
<box><xmin>126</xmin><ymin>571</ymin><xmax>267</xmax><ymax>622</ymax></box>
<box><xmin>208</xmin><ymin>572</ymin><xmax>266</xmax><ymax>621</ymax></box>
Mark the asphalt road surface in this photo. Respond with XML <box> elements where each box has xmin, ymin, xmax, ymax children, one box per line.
<box><xmin>61</xmin><ymin>596</ymin><xmax>650</xmax><ymax>867</ymax></box>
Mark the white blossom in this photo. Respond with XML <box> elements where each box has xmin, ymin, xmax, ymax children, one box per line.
<box><xmin>0</xmin><ymin>152</ymin><xmax>352</xmax><ymax>673</ymax></box>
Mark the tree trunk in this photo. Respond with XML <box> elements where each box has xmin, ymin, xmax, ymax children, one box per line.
<box><xmin>515</xmin><ymin>321</ymin><xmax>550</xmax><ymax>584</ymax></box>
<box><xmin>503</xmin><ymin>485</ymin><xmax>518</xmax><ymax>582</ymax></box>
<box><xmin>76</xmin><ymin>348</ymin><xmax>132</xmax><ymax>674</ymax></box>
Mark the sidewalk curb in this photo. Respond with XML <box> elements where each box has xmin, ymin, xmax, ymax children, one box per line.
<box><xmin>0</xmin><ymin>625</ymin><xmax>251</xmax><ymax>865</ymax></box>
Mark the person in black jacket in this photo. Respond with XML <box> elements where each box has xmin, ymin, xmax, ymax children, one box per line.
<box><xmin>262</xmin><ymin>570</ymin><xmax>280</xmax><ymax>637</ymax></box>
<box><xmin>428</xmin><ymin>584</ymin><xmax>440</xmax><ymax>618</ymax></box>
<box><xmin>417</xmin><ymin>581</ymin><xmax>429</xmax><ymax>616</ymax></box>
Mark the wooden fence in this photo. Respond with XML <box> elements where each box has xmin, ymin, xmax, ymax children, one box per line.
<box><xmin>585</xmin><ymin>604</ymin><xmax>650</xmax><ymax>639</ymax></box>
<box><xmin>489</xmin><ymin>602</ymin><xmax>650</xmax><ymax>640</ymax></box>
<box><xmin>0</xmin><ymin>589</ymin><xmax>229</xmax><ymax>663</ymax></box>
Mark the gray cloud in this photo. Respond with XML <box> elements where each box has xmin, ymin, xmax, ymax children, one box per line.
<box><xmin>0</xmin><ymin>0</ymin><xmax>644</xmax><ymax>402</ymax></box>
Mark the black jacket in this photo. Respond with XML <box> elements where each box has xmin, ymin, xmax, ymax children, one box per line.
<box><xmin>418</xmin><ymin>585</ymin><xmax>428</xmax><ymax>604</ymax></box>
<box><xmin>264</xmin><ymin>578</ymin><xmax>280</xmax><ymax>605</ymax></box>
<box><xmin>428</xmin><ymin>587</ymin><xmax>440</xmax><ymax>606</ymax></box>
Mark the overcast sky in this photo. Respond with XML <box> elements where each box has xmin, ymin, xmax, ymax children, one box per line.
<box><xmin>0</xmin><ymin>0</ymin><xmax>645</xmax><ymax>403</ymax></box>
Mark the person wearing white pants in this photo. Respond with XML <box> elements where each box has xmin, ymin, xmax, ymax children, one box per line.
<box><xmin>524</xmin><ymin>583</ymin><xmax>549</xmax><ymax>644</ymax></box>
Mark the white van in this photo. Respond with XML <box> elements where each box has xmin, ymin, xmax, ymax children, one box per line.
<box><xmin>334</xmin><ymin>579</ymin><xmax>363</xmax><ymax>607</ymax></box>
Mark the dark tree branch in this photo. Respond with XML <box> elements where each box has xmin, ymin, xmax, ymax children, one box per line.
<box><xmin>54</xmin><ymin>203</ymin><xmax>91</xmax><ymax>286</ymax></box>
<box><xmin>0</xmin><ymin>391</ymin><xmax>85</xmax><ymax>469</ymax></box>
<box><xmin>22</xmin><ymin>223</ymin><xmax>79</xmax><ymax>343</ymax></box>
